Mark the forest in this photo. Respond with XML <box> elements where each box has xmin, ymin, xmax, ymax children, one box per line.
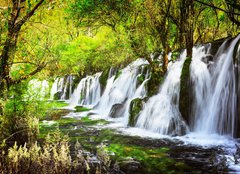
<box><xmin>0</xmin><ymin>0</ymin><xmax>240</xmax><ymax>173</ymax></box>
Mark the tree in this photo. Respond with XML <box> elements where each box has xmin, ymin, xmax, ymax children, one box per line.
<box><xmin>0</xmin><ymin>0</ymin><xmax>46</xmax><ymax>99</ymax></box>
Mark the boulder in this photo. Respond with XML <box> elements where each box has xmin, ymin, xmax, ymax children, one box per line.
<box><xmin>128</xmin><ymin>98</ymin><xmax>145</xmax><ymax>127</ymax></box>
<box><xmin>109</xmin><ymin>103</ymin><xmax>125</xmax><ymax>118</ymax></box>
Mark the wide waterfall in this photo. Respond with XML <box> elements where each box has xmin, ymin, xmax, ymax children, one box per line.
<box><xmin>191</xmin><ymin>35</ymin><xmax>240</xmax><ymax>136</ymax></box>
<box><xmin>48</xmin><ymin>35</ymin><xmax>240</xmax><ymax>139</ymax></box>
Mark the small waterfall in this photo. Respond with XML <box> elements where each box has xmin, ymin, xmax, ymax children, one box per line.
<box><xmin>191</xmin><ymin>35</ymin><xmax>240</xmax><ymax>136</ymax></box>
<box><xmin>50</xmin><ymin>77</ymin><xmax>64</xmax><ymax>100</ymax></box>
<box><xmin>50</xmin><ymin>76</ymin><xmax>74</xmax><ymax>100</ymax></box>
<box><xmin>61</xmin><ymin>75</ymin><xmax>74</xmax><ymax>100</ymax></box>
<box><xmin>50</xmin><ymin>78</ymin><xmax>59</xmax><ymax>100</ymax></box>
<box><xmin>135</xmin><ymin>50</ymin><xmax>190</xmax><ymax>135</ymax></box>
<box><xmin>69</xmin><ymin>73</ymin><xmax>101</xmax><ymax>108</ymax></box>
<box><xmin>95</xmin><ymin>59</ymin><xmax>149</xmax><ymax>118</ymax></box>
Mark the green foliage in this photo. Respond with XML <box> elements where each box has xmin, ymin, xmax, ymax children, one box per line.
<box><xmin>74</xmin><ymin>106</ymin><xmax>90</xmax><ymax>112</ymax></box>
<box><xmin>106</xmin><ymin>144</ymin><xmax>187</xmax><ymax>174</ymax></box>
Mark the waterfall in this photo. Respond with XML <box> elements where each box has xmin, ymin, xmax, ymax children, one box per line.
<box><xmin>50</xmin><ymin>77</ymin><xmax>64</xmax><ymax>100</ymax></box>
<box><xmin>50</xmin><ymin>78</ymin><xmax>59</xmax><ymax>100</ymax></box>
<box><xmin>94</xmin><ymin>59</ymin><xmax>149</xmax><ymax>119</ymax></box>
<box><xmin>135</xmin><ymin>50</ymin><xmax>190</xmax><ymax>135</ymax></box>
<box><xmin>50</xmin><ymin>76</ymin><xmax>74</xmax><ymax>100</ymax></box>
<box><xmin>69</xmin><ymin>73</ymin><xmax>101</xmax><ymax>108</ymax></box>
<box><xmin>191</xmin><ymin>35</ymin><xmax>240</xmax><ymax>136</ymax></box>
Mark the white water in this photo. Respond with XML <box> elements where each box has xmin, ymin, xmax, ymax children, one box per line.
<box><xmin>68</xmin><ymin>73</ymin><xmax>101</xmax><ymax>108</ymax></box>
<box><xmin>50</xmin><ymin>76</ymin><xmax>74</xmax><ymax>100</ymax></box>
<box><xmin>135</xmin><ymin>50</ymin><xmax>190</xmax><ymax>135</ymax></box>
<box><xmin>50</xmin><ymin>77</ymin><xmax>64</xmax><ymax>100</ymax></box>
<box><xmin>94</xmin><ymin>59</ymin><xmax>149</xmax><ymax>119</ymax></box>
<box><xmin>191</xmin><ymin>35</ymin><xmax>240</xmax><ymax>136</ymax></box>
<box><xmin>47</xmin><ymin>37</ymin><xmax>240</xmax><ymax>172</ymax></box>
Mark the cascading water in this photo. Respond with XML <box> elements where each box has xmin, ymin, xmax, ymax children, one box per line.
<box><xmin>135</xmin><ymin>50</ymin><xmax>189</xmax><ymax>135</ymax></box>
<box><xmin>50</xmin><ymin>77</ymin><xmax>64</xmax><ymax>100</ymax></box>
<box><xmin>94</xmin><ymin>59</ymin><xmax>149</xmax><ymax>119</ymax></box>
<box><xmin>69</xmin><ymin>73</ymin><xmax>101</xmax><ymax>108</ymax></box>
<box><xmin>191</xmin><ymin>35</ymin><xmax>240</xmax><ymax>136</ymax></box>
<box><xmin>50</xmin><ymin>76</ymin><xmax>74</xmax><ymax>100</ymax></box>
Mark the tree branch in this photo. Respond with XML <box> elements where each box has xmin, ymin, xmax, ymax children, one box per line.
<box><xmin>10</xmin><ymin>63</ymin><xmax>47</xmax><ymax>85</ymax></box>
<box><xmin>15</xmin><ymin>0</ymin><xmax>45</xmax><ymax>30</ymax></box>
<box><xmin>195</xmin><ymin>0</ymin><xmax>240</xmax><ymax>16</ymax></box>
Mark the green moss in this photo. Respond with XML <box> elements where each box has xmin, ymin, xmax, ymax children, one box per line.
<box><xmin>137</xmin><ymin>74</ymin><xmax>145</xmax><ymax>85</ymax></box>
<box><xmin>114</xmin><ymin>70</ymin><xmax>122</xmax><ymax>81</ymax></box>
<box><xmin>171</xmin><ymin>51</ymin><xmax>181</xmax><ymax>61</ymax></box>
<box><xmin>53</xmin><ymin>92</ymin><xmax>61</xmax><ymax>100</ymax></box>
<box><xmin>179</xmin><ymin>57</ymin><xmax>192</xmax><ymax>125</ymax></box>
<box><xmin>128</xmin><ymin>98</ymin><xmax>144</xmax><ymax>127</ymax></box>
<box><xmin>146</xmin><ymin>74</ymin><xmax>164</xmax><ymax>97</ymax></box>
<box><xmin>74</xmin><ymin>106</ymin><xmax>90</xmax><ymax>112</ymax></box>
<box><xmin>80</xmin><ymin>116</ymin><xmax>109</xmax><ymax>126</ymax></box>
<box><xmin>46</xmin><ymin>101</ymin><xmax>69</xmax><ymax>108</ymax></box>
<box><xmin>99</xmin><ymin>68</ymin><xmax>110</xmax><ymax>88</ymax></box>
<box><xmin>106</xmin><ymin>144</ymin><xmax>188</xmax><ymax>174</ymax></box>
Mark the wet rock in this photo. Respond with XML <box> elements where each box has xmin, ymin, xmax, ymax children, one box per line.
<box><xmin>99</xmin><ymin>68</ymin><xmax>110</xmax><ymax>93</ymax></box>
<box><xmin>179</xmin><ymin>57</ymin><xmax>193</xmax><ymax>126</ymax></box>
<box><xmin>128</xmin><ymin>98</ymin><xmax>145</xmax><ymax>127</ymax></box>
<box><xmin>117</xmin><ymin>157</ymin><xmax>141</xmax><ymax>174</ymax></box>
<box><xmin>109</xmin><ymin>103</ymin><xmax>125</xmax><ymax>118</ymax></box>
<box><xmin>54</xmin><ymin>91</ymin><xmax>62</xmax><ymax>100</ymax></box>
<box><xmin>201</xmin><ymin>55</ymin><xmax>213</xmax><ymax>64</ymax></box>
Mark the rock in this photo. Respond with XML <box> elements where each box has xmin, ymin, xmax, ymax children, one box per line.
<box><xmin>117</xmin><ymin>157</ymin><xmax>141</xmax><ymax>174</ymax></box>
<box><xmin>128</xmin><ymin>98</ymin><xmax>145</xmax><ymax>127</ymax></box>
<box><xmin>109</xmin><ymin>103</ymin><xmax>125</xmax><ymax>118</ymax></box>
<box><xmin>54</xmin><ymin>91</ymin><xmax>62</xmax><ymax>100</ymax></box>
<box><xmin>233</xmin><ymin>37</ymin><xmax>240</xmax><ymax>138</ymax></box>
<box><xmin>99</xmin><ymin>68</ymin><xmax>110</xmax><ymax>93</ymax></box>
<box><xmin>201</xmin><ymin>55</ymin><xmax>213</xmax><ymax>64</ymax></box>
<box><xmin>179</xmin><ymin>57</ymin><xmax>193</xmax><ymax>126</ymax></box>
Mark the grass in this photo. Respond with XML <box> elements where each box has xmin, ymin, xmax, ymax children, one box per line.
<box><xmin>74</xmin><ymin>106</ymin><xmax>91</xmax><ymax>112</ymax></box>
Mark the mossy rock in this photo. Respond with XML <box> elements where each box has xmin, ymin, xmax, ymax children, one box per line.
<box><xmin>137</xmin><ymin>74</ymin><xmax>145</xmax><ymax>86</ymax></box>
<box><xmin>114</xmin><ymin>70</ymin><xmax>122</xmax><ymax>81</ymax></box>
<box><xmin>128</xmin><ymin>98</ymin><xmax>145</xmax><ymax>127</ymax></box>
<box><xmin>72</xmin><ymin>75</ymin><xmax>82</xmax><ymax>91</ymax></box>
<box><xmin>99</xmin><ymin>68</ymin><xmax>110</xmax><ymax>93</ymax></box>
<box><xmin>179</xmin><ymin>57</ymin><xmax>192</xmax><ymax>125</ymax></box>
<box><xmin>145</xmin><ymin>73</ymin><xmax>164</xmax><ymax>97</ymax></box>
<box><xmin>54</xmin><ymin>91</ymin><xmax>62</xmax><ymax>100</ymax></box>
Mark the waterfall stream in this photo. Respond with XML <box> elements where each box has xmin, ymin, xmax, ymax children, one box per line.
<box><xmin>47</xmin><ymin>35</ymin><xmax>240</xmax><ymax>139</ymax></box>
<box><xmin>94</xmin><ymin>59</ymin><xmax>149</xmax><ymax>120</ymax></box>
<box><xmin>191</xmin><ymin>35</ymin><xmax>240</xmax><ymax>136</ymax></box>
<box><xmin>69</xmin><ymin>73</ymin><xmax>101</xmax><ymax>108</ymax></box>
<box><xmin>135</xmin><ymin>50</ymin><xmax>188</xmax><ymax>135</ymax></box>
